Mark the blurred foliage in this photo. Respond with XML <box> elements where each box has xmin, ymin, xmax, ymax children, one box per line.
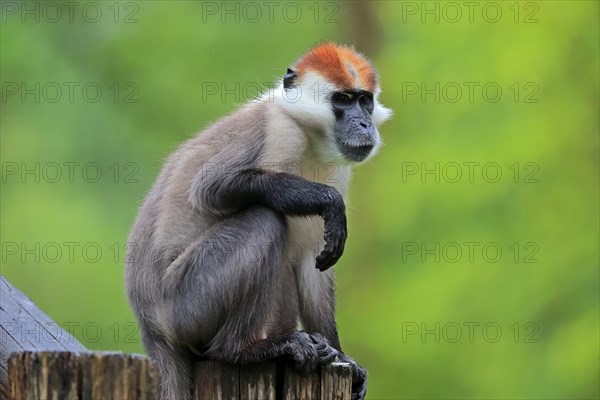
<box><xmin>1</xmin><ymin>1</ymin><xmax>598</xmax><ymax>399</ymax></box>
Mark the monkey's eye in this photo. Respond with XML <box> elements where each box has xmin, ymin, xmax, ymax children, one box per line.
<box><xmin>359</xmin><ymin>93</ymin><xmax>374</xmax><ymax>112</ymax></box>
<box><xmin>332</xmin><ymin>92</ymin><xmax>354</xmax><ymax>107</ymax></box>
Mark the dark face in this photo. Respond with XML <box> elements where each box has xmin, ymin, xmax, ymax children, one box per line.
<box><xmin>331</xmin><ymin>90</ymin><xmax>378</xmax><ymax>162</ymax></box>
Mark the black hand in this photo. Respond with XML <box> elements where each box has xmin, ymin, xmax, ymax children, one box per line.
<box><xmin>315</xmin><ymin>189</ymin><xmax>347</xmax><ymax>271</ymax></box>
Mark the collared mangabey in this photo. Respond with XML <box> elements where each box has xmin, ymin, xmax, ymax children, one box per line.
<box><xmin>125</xmin><ymin>42</ymin><xmax>391</xmax><ymax>400</ymax></box>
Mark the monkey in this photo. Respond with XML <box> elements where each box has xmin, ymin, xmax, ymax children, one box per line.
<box><xmin>125</xmin><ymin>42</ymin><xmax>391</xmax><ymax>400</ymax></box>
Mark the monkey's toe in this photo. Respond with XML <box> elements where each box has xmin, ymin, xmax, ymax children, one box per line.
<box><xmin>291</xmin><ymin>351</ymin><xmax>319</xmax><ymax>375</ymax></box>
<box><xmin>287</xmin><ymin>332</ymin><xmax>321</xmax><ymax>375</ymax></box>
<box><xmin>307</xmin><ymin>333</ymin><xmax>338</xmax><ymax>365</ymax></box>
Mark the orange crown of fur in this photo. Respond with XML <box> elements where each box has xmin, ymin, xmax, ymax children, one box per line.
<box><xmin>293</xmin><ymin>42</ymin><xmax>378</xmax><ymax>93</ymax></box>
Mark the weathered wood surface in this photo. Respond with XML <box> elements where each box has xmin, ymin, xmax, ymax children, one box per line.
<box><xmin>281</xmin><ymin>364</ymin><xmax>319</xmax><ymax>400</ymax></box>
<box><xmin>8</xmin><ymin>355</ymin><xmax>350</xmax><ymax>400</ymax></box>
<box><xmin>320</xmin><ymin>363</ymin><xmax>353</xmax><ymax>400</ymax></box>
<box><xmin>239</xmin><ymin>363</ymin><xmax>277</xmax><ymax>400</ymax></box>
<box><xmin>8</xmin><ymin>352</ymin><xmax>79</xmax><ymax>400</ymax></box>
<box><xmin>7</xmin><ymin>354</ymin><xmax>350</xmax><ymax>400</ymax></box>
<box><xmin>0</xmin><ymin>275</ymin><xmax>86</xmax><ymax>399</ymax></box>
<box><xmin>194</xmin><ymin>361</ymin><xmax>352</xmax><ymax>400</ymax></box>
<box><xmin>8</xmin><ymin>351</ymin><xmax>158</xmax><ymax>400</ymax></box>
<box><xmin>79</xmin><ymin>352</ymin><xmax>157</xmax><ymax>400</ymax></box>
<box><xmin>195</xmin><ymin>360</ymin><xmax>241</xmax><ymax>399</ymax></box>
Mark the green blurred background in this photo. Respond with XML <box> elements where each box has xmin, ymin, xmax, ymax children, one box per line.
<box><xmin>1</xmin><ymin>1</ymin><xmax>598</xmax><ymax>399</ymax></box>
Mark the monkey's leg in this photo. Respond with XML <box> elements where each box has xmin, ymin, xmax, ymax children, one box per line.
<box><xmin>298</xmin><ymin>268</ymin><xmax>367</xmax><ymax>400</ymax></box>
<box><xmin>164</xmin><ymin>206</ymin><xmax>336</xmax><ymax>376</ymax></box>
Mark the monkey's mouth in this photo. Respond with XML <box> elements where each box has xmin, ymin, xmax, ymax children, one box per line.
<box><xmin>339</xmin><ymin>143</ymin><xmax>374</xmax><ymax>162</ymax></box>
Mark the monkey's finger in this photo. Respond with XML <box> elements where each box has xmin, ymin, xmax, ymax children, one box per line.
<box><xmin>318</xmin><ymin>227</ymin><xmax>347</xmax><ymax>269</ymax></box>
<box><xmin>308</xmin><ymin>332</ymin><xmax>330</xmax><ymax>349</ymax></box>
<box><xmin>326</xmin><ymin>238</ymin><xmax>344</xmax><ymax>268</ymax></box>
<box><xmin>290</xmin><ymin>342</ymin><xmax>319</xmax><ymax>375</ymax></box>
<box><xmin>318</xmin><ymin>347</ymin><xmax>338</xmax><ymax>365</ymax></box>
<box><xmin>308</xmin><ymin>332</ymin><xmax>330</xmax><ymax>343</ymax></box>
<box><xmin>321</xmin><ymin>247</ymin><xmax>342</xmax><ymax>271</ymax></box>
<box><xmin>316</xmin><ymin>245</ymin><xmax>337</xmax><ymax>271</ymax></box>
<box><xmin>308</xmin><ymin>333</ymin><xmax>338</xmax><ymax>365</ymax></box>
<box><xmin>315</xmin><ymin>252</ymin><xmax>333</xmax><ymax>271</ymax></box>
<box><xmin>315</xmin><ymin>241</ymin><xmax>333</xmax><ymax>268</ymax></box>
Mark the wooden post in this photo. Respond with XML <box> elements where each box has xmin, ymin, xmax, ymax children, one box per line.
<box><xmin>281</xmin><ymin>364</ymin><xmax>319</xmax><ymax>400</ymax></box>
<box><xmin>194</xmin><ymin>361</ymin><xmax>353</xmax><ymax>400</ymax></box>
<box><xmin>79</xmin><ymin>352</ymin><xmax>158</xmax><ymax>400</ymax></box>
<box><xmin>239</xmin><ymin>363</ymin><xmax>277</xmax><ymax>400</ymax></box>
<box><xmin>195</xmin><ymin>360</ymin><xmax>241</xmax><ymax>399</ymax></box>
<box><xmin>8</xmin><ymin>351</ymin><xmax>79</xmax><ymax>400</ymax></box>
<box><xmin>320</xmin><ymin>363</ymin><xmax>353</xmax><ymax>400</ymax></box>
<box><xmin>8</xmin><ymin>351</ymin><xmax>158</xmax><ymax>400</ymax></box>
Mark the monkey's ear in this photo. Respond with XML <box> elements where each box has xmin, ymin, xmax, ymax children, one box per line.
<box><xmin>283</xmin><ymin>68</ymin><xmax>297</xmax><ymax>89</ymax></box>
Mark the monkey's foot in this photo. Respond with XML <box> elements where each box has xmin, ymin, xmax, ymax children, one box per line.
<box><xmin>309</xmin><ymin>332</ymin><xmax>339</xmax><ymax>365</ymax></box>
<box><xmin>285</xmin><ymin>332</ymin><xmax>339</xmax><ymax>375</ymax></box>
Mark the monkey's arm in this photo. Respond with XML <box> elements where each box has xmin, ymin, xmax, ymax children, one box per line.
<box><xmin>191</xmin><ymin>168</ymin><xmax>346</xmax><ymax>271</ymax></box>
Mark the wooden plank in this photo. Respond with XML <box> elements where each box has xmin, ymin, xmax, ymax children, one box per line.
<box><xmin>195</xmin><ymin>360</ymin><xmax>240</xmax><ymax>400</ymax></box>
<box><xmin>0</xmin><ymin>275</ymin><xmax>86</xmax><ymax>397</ymax></box>
<box><xmin>8</xmin><ymin>351</ymin><xmax>79</xmax><ymax>400</ymax></box>
<box><xmin>320</xmin><ymin>362</ymin><xmax>352</xmax><ymax>400</ymax></box>
<box><xmin>79</xmin><ymin>352</ymin><xmax>158</xmax><ymax>400</ymax></box>
<box><xmin>0</xmin><ymin>276</ymin><xmax>86</xmax><ymax>351</ymax></box>
<box><xmin>239</xmin><ymin>362</ymin><xmax>276</xmax><ymax>400</ymax></box>
<box><xmin>281</xmin><ymin>364</ymin><xmax>320</xmax><ymax>400</ymax></box>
